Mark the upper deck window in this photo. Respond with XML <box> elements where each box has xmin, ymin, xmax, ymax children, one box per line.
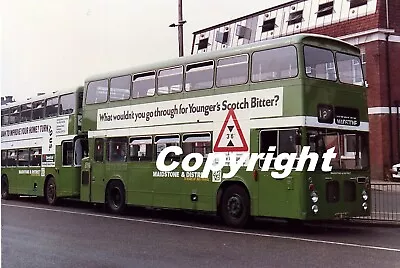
<box><xmin>20</xmin><ymin>103</ymin><xmax>32</xmax><ymax>122</ymax></box>
<box><xmin>32</xmin><ymin>100</ymin><xmax>45</xmax><ymax>120</ymax></box>
<box><xmin>9</xmin><ymin>106</ymin><xmax>20</xmax><ymax>124</ymax></box>
<box><xmin>157</xmin><ymin>66</ymin><xmax>183</xmax><ymax>95</ymax></box>
<box><xmin>86</xmin><ymin>79</ymin><xmax>108</xmax><ymax>104</ymax></box>
<box><xmin>110</xmin><ymin>75</ymin><xmax>131</xmax><ymax>101</ymax></box>
<box><xmin>133</xmin><ymin>72</ymin><xmax>156</xmax><ymax>98</ymax></box>
<box><xmin>45</xmin><ymin>97</ymin><xmax>59</xmax><ymax>118</ymax></box>
<box><xmin>216</xmin><ymin>54</ymin><xmax>248</xmax><ymax>87</ymax></box>
<box><xmin>59</xmin><ymin>93</ymin><xmax>75</xmax><ymax>115</ymax></box>
<box><xmin>336</xmin><ymin>53</ymin><xmax>364</xmax><ymax>86</ymax></box>
<box><xmin>304</xmin><ymin>46</ymin><xmax>337</xmax><ymax>81</ymax></box>
<box><xmin>1</xmin><ymin>109</ymin><xmax>9</xmax><ymax>126</ymax></box>
<box><xmin>251</xmin><ymin>46</ymin><xmax>298</xmax><ymax>82</ymax></box>
<box><xmin>185</xmin><ymin>61</ymin><xmax>214</xmax><ymax>91</ymax></box>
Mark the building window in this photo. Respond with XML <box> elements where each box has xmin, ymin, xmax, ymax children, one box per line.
<box><xmin>317</xmin><ymin>1</ymin><xmax>334</xmax><ymax>17</ymax></box>
<box><xmin>350</xmin><ymin>0</ymin><xmax>368</xmax><ymax>9</ymax></box>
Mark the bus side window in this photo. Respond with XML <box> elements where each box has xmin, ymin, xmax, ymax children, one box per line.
<box><xmin>107</xmin><ymin>137</ymin><xmax>128</xmax><ymax>162</ymax></box>
<box><xmin>74</xmin><ymin>138</ymin><xmax>88</xmax><ymax>166</ymax></box>
<box><xmin>182</xmin><ymin>133</ymin><xmax>211</xmax><ymax>158</ymax></box>
<box><xmin>17</xmin><ymin>149</ymin><xmax>30</xmax><ymax>166</ymax></box>
<box><xmin>1</xmin><ymin>150</ymin><xmax>7</xmax><ymax>167</ymax></box>
<box><xmin>259</xmin><ymin>130</ymin><xmax>278</xmax><ymax>168</ymax></box>
<box><xmin>94</xmin><ymin>139</ymin><xmax>104</xmax><ymax>162</ymax></box>
<box><xmin>62</xmin><ymin>141</ymin><xmax>74</xmax><ymax>166</ymax></box>
<box><xmin>129</xmin><ymin>137</ymin><xmax>153</xmax><ymax>161</ymax></box>
<box><xmin>7</xmin><ymin>150</ymin><xmax>17</xmax><ymax>167</ymax></box>
<box><xmin>30</xmin><ymin>148</ymin><xmax>42</xmax><ymax>166</ymax></box>
<box><xmin>155</xmin><ymin>135</ymin><xmax>180</xmax><ymax>161</ymax></box>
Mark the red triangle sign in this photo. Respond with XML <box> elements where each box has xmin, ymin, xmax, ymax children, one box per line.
<box><xmin>214</xmin><ymin>109</ymin><xmax>248</xmax><ymax>152</ymax></box>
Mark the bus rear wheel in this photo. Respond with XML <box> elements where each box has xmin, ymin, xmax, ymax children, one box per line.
<box><xmin>106</xmin><ymin>180</ymin><xmax>126</xmax><ymax>214</ymax></box>
<box><xmin>220</xmin><ymin>184</ymin><xmax>250</xmax><ymax>228</ymax></box>
<box><xmin>1</xmin><ymin>176</ymin><xmax>10</xmax><ymax>200</ymax></box>
<box><xmin>45</xmin><ymin>177</ymin><xmax>57</xmax><ymax>205</ymax></box>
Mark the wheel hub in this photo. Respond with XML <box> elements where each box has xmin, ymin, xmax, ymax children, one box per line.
<box><xmin>227</xmin><ymin>194</ymin><xmax>243</xmax><ymax>218</ymax></box>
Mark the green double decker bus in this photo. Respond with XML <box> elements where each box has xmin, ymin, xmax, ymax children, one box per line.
<box><xmin>1</xmin><ymin>34</ymin><xmax>371</xmax><ymax>227</ymax></box>
<box><xmin>1</xmin><ymin>87</ymin><xmax>87</xmax><ymax>204</ymax></box>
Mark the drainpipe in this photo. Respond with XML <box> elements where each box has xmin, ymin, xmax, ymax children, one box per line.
<box><xmin>386</xmin><ymin>33</ymin><xmax>393</xmax><ymax>167</ymax></box>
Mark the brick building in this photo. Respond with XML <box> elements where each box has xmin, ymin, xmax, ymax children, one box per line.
<box><xmin>190</xmin><ymin>0</ymin><xmax>400</xmax><ymax>180</ymax></box>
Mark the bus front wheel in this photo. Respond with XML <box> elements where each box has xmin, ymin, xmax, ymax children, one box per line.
<box><xmin>1</xmin><ymin>175</ymin><xmax>10</xmax><ymax>200</ymax></box>
<box><xmin>106</xmin><ymin>180</ymin><xmax>126</xmax><ymax>214</ymax></box>
<box><xmin>45</xmin><ymin>177</ymin><xmax>57</xmax><ymax>205</ymax></box>
<box><xmin>220</xmin><ymin>184</ymin><xmax>250</xmax><ymax>228</ymax></box>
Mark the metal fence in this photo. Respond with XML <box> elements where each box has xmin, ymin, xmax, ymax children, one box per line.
<box><xmin>354</xmin><ymin>182</ymin><xmax>400</xmax><ymax>222</ymax></box>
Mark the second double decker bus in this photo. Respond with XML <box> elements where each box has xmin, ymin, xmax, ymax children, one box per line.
<box><xmin>1</xmin><ymin>87</ymin><xmax>88</xmax><ymax>205</ymax></box>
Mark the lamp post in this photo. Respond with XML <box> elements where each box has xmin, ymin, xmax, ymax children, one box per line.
<box><xmin>169</xmin><ymin>0</ymin><xmax>186</xmax><ymax>57</ymax></box>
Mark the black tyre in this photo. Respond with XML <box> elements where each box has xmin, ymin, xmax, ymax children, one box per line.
<box><xmin>220</xmin><ymin>184</ymin><xmax>250</xmax><ymax>228</ymax></box>
<box><xmin>1</xmin><ymin>176</ymin><xmax>10</xmax><ymax>200</ymax></box>
<box><xmin>45</xmin><ymin>177</ymin><xmax>57</xmax><ymax>205</ymax></box>
<box><xmin>106</xmin><ymin>180</ymin><xmax>126</xmax><ymax>214</ymax></box>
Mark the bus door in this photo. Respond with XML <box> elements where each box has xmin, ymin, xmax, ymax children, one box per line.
<box><xmin>58</xmin><ymin>136</ymin><xmax>88</xmax><ymax>198</ymax></box>
<box><xmin>83</xmin><ymin>138</ymin><xmax>107</xmax><ymax>203</ymax></box>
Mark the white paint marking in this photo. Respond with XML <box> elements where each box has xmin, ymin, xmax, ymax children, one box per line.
<box><xmin>3</xmin><ymin>203</ymin><xmax>400</xmax><ymax>253</ymax></box>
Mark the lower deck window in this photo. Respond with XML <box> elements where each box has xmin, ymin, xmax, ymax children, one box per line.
<box><xmin>107</xmin><ymin>138</ymin><xmax>128</xmax><ymax>162</ymax></box>
<box><xmin>155</xmin><ymin>135</ymin><xmax>180</xmax><ymax>161</ymax></box>
<box><xmin>129</xmin><ymin>137</ymin><xmax>153</xmax><ymax>161</ymax></box>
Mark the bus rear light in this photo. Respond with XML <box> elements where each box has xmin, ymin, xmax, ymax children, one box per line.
<box><xmin>362</xmin><ymin>190</ymin><xmax>368</xmax><ymax>201</ymax></box>
<box><xmin>309</xmin><ymin>184</ymin><xmax>315</xmax><ymax>191</ymax></box>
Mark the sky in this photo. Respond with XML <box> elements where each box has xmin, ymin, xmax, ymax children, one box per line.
<box><xmin>0</xmin><ymin>0</ymin><xmax>288</xmax><ymax>102</ymax></box>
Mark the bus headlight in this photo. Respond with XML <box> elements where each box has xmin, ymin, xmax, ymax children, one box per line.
<box><xmin>311</xmin><ymin>191</ymin><xmax>318</xmax><ymax>203</ymax></box>
<box><xmin>362</xmin><ymin>202</ymin><xmax>368</xmax><ymax>210</ymax></box>
<box><xmin>362</xmin><ymin>190</ymin><xmax>368</xmax><ymax>201</ymax></box>
<box><xmin>312</xmin><ymin>205</ymin><xmax>319</xmax><ymax>214</ymax></box>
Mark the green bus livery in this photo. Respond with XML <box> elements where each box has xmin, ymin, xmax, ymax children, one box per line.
<box><xmin>1</xmin><ymin>87</ymin><xmax>87</xmax><ymax>204</ymax></box>
<box><xmin>1</xmin><ymin>34</ymin><xmax>371</xmax><ymax>227</ymax></box>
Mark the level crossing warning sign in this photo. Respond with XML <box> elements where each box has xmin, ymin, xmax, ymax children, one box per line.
<box><xmin>213</xmin><ymin>109</ymin><xmax>248</xmax><ymax>152</ymax></box>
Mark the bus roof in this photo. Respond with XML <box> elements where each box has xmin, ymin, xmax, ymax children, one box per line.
<box><xmin>1</xmin><ymin>86</ymin><xmax>83</xmax><ymax>109</ymax></box>
<box><xmin>84</xmin><ymin>33</ymin><xmax>359</xmax><ymax>83</ymax></box>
